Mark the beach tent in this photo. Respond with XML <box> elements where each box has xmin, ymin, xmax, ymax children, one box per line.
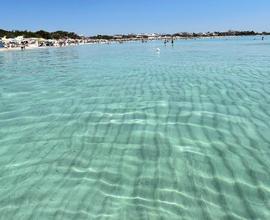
<box><xmin>1</xmin><ymin>37</ymin><xmax>9</xmax><ymax>47</ymax></box>
<box><xmin>37</xmin><ymin>38</ymin><xmax>45</xmax><ymax>46</ymax></box>
<box><xmin>14</xmin><ymin>36</ymin><xmax>24</xmax><ymax>44</ymax></box>
<box><xmin>0</xmin><ymin>41</ymin><xmax>4</xmax><ymax>48</ymax></box>
<box><xmin>1</xmin><ymin>36</ymin><xmax>8</xmax><ymax>44</ymax></box>
<box><xmin>15</xmin><ymin>36</ymin><xmax>24</xmax><ymax>41</ymax></box>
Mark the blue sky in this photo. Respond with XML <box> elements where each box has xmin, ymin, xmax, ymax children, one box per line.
<box><xmin>0</xmin><ymin>0</ymin><xmax>269</xmax><ymax>35</ymax></box>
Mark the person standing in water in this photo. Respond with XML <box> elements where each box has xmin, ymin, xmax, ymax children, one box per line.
<box><xmin>21</xmin><ymin>42</ymin><xmax>26</xmax><ymax>50</ymax></box>
<box><xmin>171</xmin><ymin>37</ymin><xmax>174</xmax><ymax>46</ymax></box>
<box><xmin>262</xmin><ymin>36</ymin><xmax>264</xmax><ymax>41</ymax></box>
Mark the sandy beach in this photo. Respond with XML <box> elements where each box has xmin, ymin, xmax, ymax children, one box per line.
<box><xmin>0</xmin><ymin>46</ymin><xmax>46</xmax><ymax>52</ymax></box>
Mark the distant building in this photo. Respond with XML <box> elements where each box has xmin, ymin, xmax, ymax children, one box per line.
<box><xmin>114</xmin><ymin>35</ymin><xmax>123</xmax><ymax>39</ymax></box>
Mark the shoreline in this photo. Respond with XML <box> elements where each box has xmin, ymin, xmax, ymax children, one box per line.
<box><xmin>0</xmin><ymin>35</ymin><xmax>266</xmax><ymax>53</ymax></box>
<box><xmin>0</xmin><ymin>43</ymin><xmax>93</xmax><ymax>52</ymax></box>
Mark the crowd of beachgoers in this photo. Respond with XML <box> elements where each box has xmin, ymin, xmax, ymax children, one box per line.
<box><xmin>0</xmin><ymin>35</ymin><xmax>168</xmax><ymax>51</ymax></box>
<box><xmin>0</xmin><ymin>30</ymin><xmax>268</xmax><ymax>52</ymax></box>
<box><xmin>0</xmin><ymin>36</ymin><xmax>90</xmax><ymax>51</ymax></box>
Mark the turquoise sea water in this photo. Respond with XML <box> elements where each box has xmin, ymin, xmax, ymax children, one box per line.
<box><xmin>1</xmin><ymin>37</ymin><xmax>270</xmax><ymax>219</ymax></box>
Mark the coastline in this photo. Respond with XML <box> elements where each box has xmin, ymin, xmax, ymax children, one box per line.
<box><xmin>0</xmin><ymin>46</ymin><xmax>42</xmax><ymax>52</ymax></box>
<box><xmin>0</xmin><ymin>35</ymin><xmax>265</xmax><ymax>53</ymax></box>
<box><xmin>0</xmin><ymin>43</ymin><xmax>91</xmax><ymax>52</ymax></box>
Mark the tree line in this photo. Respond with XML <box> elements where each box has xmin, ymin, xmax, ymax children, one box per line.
<box><xmin>1</xmin><ymin>28</ymin><xmax>269</xmax><ymax>40</ymax></box>
<box><xmin>0</xmin><ymin>29</ymin><xmax>81</xmax><ymax>39</ymax></box>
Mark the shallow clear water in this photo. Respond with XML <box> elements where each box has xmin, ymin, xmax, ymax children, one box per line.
<box><xmin>1</xmin><ymin>37</ymin><xmax>270</xmax><ymax>219</ymax></box>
